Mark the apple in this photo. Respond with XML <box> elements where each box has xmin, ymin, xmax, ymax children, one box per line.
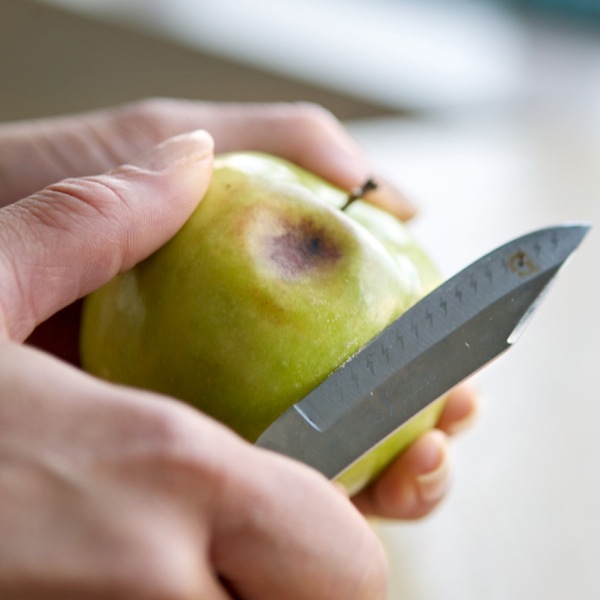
<box><xmin>80</xmin><ymin>152</ymin><xmax>445</xmax><ymax>495</ymax></box>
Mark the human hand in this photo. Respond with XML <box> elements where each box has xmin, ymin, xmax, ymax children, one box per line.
<box><xmin>0</xmin><ymin>347</ymin><xmax>387</xmax><ymax>599</ymax></box>
<box><xmin>0</xmin><ymin>99</ymin><xmax>478</xmax><ymax>523</ymax></box>
<box><xmin>0</xmin><ymin>98</ymin><xmax>415</xmax><ymax>219</ymax></box>
<box><xmin>0</xmin><ymin>133</ymin><xmax>386</xmax><ymax>599</ymax></box>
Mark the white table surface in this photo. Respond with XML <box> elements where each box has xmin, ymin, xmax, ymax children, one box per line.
<box><xmin>346</xmin><ymin>109</ymin><xmax>600</xmax><ymax>599</ymax></box>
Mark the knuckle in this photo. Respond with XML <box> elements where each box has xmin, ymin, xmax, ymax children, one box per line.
<box><xmin>126</xmin><ymin>399</ymin><xmax>224</xmax><ymax>483</ymax></box>
<box><xmin>257</xmin><ymin>102</ymin><xmax>343</xmax><ymax>165</ymax></box>
<box><xmin>121</xmin><ymin>97</ymin><xmax>177</xmax><ymax>122</ymax></box>
<box><xmin>140</xmin><ymin>405</ymin><xmax>193</xmax><ymax>453</ymax></box>
<box><xmin>286</xmin><ymin>101</ymin><xmax>338</xmax><ymax>131</ymax></box>
<box><xmin>8</xmin><ymin>177</ymin><xmax>131</xmax><ymax>262</ymax></box>
<box><xmin>252</xmin><ymin>101</ymin><xmax>337</xmax><ymax>137</ymax></box>
<box><xmin>25</xmin><ymin>178</ymin><xmax>133</xmax><ymax>267</ymax></box>
<box><xmin>112</xmin><ymin>97</ymin><xmax>185</xmax><ymax>144</ymax></box>
<box><xmin>129</xmin><ymin>402</ymin><xmax>194</xmax><ymax>458</ymax></box>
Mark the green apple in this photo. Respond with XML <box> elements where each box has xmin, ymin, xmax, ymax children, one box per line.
<box><xmin>80</xmin><ymin>152</ymin><xmax>445</xmax><ymax>495</ymax></box>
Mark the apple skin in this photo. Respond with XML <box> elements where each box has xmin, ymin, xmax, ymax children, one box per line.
<box><xmin>80</xmin><ymin>152</ymin><xmax>444</xmax><ymax>495</ymax></box>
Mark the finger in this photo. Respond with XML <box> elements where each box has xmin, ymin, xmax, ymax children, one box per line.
<box><xmin>437</xmin><ymin>382</ymin><xmax>479</xmax><ymax>436</ymax></box>
<box><xmin>160</xmin><ymin>100</ymin><xmax>416</xmax><ymax>220</ymax></box>
<box><xmin>352</xmin><ymin>429</ymin><xmax>451</xmax><ymax>520</ymax></box>
<box><xmin>0</xmin><ymin>99</ymin><xmax>416</xmax><ymax>220</ymax></box>
<box><xmin>212</xmin><ymin>451</ymin><xmax>388</xmax><ymax>600</ymax></box>
<box><xmin>195</xmin><ymin>102</ymin><xmax>417</xmax><ymax>220</ymax></box>
<box><xmin>0</xmin><ymin>130</ymin><xmax>213</xmax><ymax>342</ymax></box>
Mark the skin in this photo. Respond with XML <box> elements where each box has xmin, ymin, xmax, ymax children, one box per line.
<box><xmin>0</xmin><ymin>99</ymin><xmax>478</xmax><ymax>599</ymax></box>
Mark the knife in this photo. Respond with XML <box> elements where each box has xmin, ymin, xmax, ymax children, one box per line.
<box><xmin>256</xmin><ymin>224</ymin><xmax>589</xmax><ymax>485</ymax></box>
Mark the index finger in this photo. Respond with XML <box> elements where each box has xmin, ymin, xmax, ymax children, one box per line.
<box><xmin>152</xmin><ymin>100</ymin><xmax>418</xmax><ymax>221</ymax></box>
<box><xmin>0</xmin><ymin>99</ymin><xmax>416</xmax><ymax>220</ymax></box>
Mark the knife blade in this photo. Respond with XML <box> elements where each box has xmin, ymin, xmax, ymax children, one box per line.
<box><xmin>256</xmin><ymin>224</ymin><xmax>589</xmax><ymax>482</ymax></box>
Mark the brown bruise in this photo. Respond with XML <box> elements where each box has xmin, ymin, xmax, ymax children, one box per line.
<box><xmin>268</xmin><ymin>217</ymin><xmax>343</xmax><ymax>279</ymax></box>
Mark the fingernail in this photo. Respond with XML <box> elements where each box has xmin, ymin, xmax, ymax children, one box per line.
<box><xmin>441</xmin><ymin>384</ymin><xmax>481</xmax><ymax>436</ymax></box>
<box><xmin>445</xmin><ymin>410</ymin><xmax>478</xmax><ymax>436</ymax></box>
<box><xmin>415</xmin><ymin>433</ymin><xmax>450</xmax><ymax>504</ymax></box>
<box><xmin>132</xmin><ymin>130</ymin><xmax>214</xmax><ymax>172</ymax></box>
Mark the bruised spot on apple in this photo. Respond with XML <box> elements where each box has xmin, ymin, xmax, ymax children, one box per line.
<box><xmin>80</xmin><ymin>152</ymin><xmax>445</xmax><ymax>495</ymax></box>
<box><xmin>268</xmin><ymin>217</ymin><xmax>342</xmax><ymax>278</ymax></box>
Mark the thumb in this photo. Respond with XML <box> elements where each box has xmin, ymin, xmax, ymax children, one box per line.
<box><xmin>0</xmin><ymin>130</ymin><xmax>214</xmax><ymax>342</ymax></box>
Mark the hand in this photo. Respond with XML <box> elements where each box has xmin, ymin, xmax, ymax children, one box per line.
<box><xmin>2</xmin><ymin>99</ymin><xmax>478</xmax><ymax>519</ymax></box>
<box><xmin>0</xmin><ymin>98</ymin><xmax>478</xmax><ymax>559</ymax></box>
<box><xmin>0</xmin><ymin>98</ymin><xmax>415</xmax><ymax>219</ymax></box>
<box><xmin>0</xmin><ymin>132</ymin><xmax>386</xmax><ymax>599</ymax></box>
<box><xmin>0</xmin><ymin>348</ymin><xmax>386</xmax><ymax>599</ymax></box>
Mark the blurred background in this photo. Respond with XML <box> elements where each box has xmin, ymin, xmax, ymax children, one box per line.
<box><xmin>4</xmin><ymin>0</ymin><xmax>600</xmax><ymax>119</ymax></box>
<box><xmin>2</xmin><ymin>1</ymin><xmax>600</xmax><ymax>599</ymax></box>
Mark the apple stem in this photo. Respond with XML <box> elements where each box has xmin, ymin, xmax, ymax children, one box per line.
<box><xmin>341</xmin><ymin>178</ymin><xmax>378</xmax><ymax>211</ymax></box>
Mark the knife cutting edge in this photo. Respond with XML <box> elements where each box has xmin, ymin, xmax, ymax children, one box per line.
<box><xmin>256</xmin><ymin>224</ymin><xmax>590</xmax><ymax>485</ymax></box>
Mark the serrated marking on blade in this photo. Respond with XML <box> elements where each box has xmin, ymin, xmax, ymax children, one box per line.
<box><xmin>278</xmin><ymin>224</ymin><xmax>590</xmax><ymax>445</ymax></box>
<box><xmin>396</xmin><ymin>332</ymin><xmax>405</xmax><ymax>350</ymax></box>
<box><xmin>469</xmin><ymin>275</ymin><xmax>478</xmax><ymax>293</ymax></box>
<box><xmin>426</xmin><ymin>310</ymin><xmax>434</xmax><ymax>327</ymax></box>
<box><xmin>411</xmin><ymin>321</ymin><xmax>419</xmax><ymax>339</ymax></box>
<box><xmin>366</xmin><ymin>355</ymin><xmax>375</xmax><ymax>376</ymax></box>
